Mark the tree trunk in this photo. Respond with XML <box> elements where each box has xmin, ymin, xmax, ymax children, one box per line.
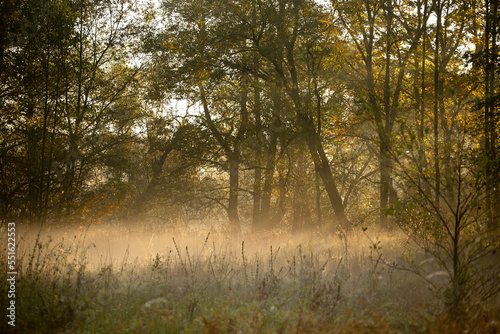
<box><xmin>418</xmin><ymin>0</ymin><xmax>431</xmax><ymax>197</ymax></box>
<box><xmin>441</xmin><ymin>81</ymin><xmax>456</xmax><ymax>209</ymax></box>
<box><xmin>133</xmin><ymin>147</ymin><xmax>174</xmax><ymax>214</ymax></box>
<box><xmin>314</xmin><ymin>77</ymin><xmax>323</xmax><ymax>229</ymax></box>
<box><xmin>199</xmin><ymin>77</ymin><xmax>248</xmax><ymax>233</ymax></box>
<box><xmin>26</xmin><ymin>103</ymin><xmax>40</xmax><ymax>219</ymax></box>
<box><xmin>252</xmin><ymin>167</ymin><xmax>262</xmax><ymax>230</ymax></box>
<box><xmin>252</xmin><ymin>74</ymin><xmax>263</xmax><ymax>231</ymax></box>
<box><xmin>292</xmin><ymin>139</ymin><xmax>308</xmax><ymax>232</ymax></box>
<box><xmin>260</xmin><ymin>132</ymin><xmax>277</xmax><ymax>226</ymax></box>
<box><xmin>379</xmin><ymin>139</ymin><xmax>390</xmax><ymax>227</ymax></box>
<box><xmin>227</xmin><ymin>155</ymin><xmax>241</xmax><ymax>233</ymax></box>
<box><xmin>491</xmin><ymin>0</ymin><xmax>499</xmax><ymax>226</ymax></box>
<box><xmin>286</xmin><ymin>47</ymin><xmax>348</xmax><ymax>229</ymax></box>
<box><xmin>299</xmin><ymin>114</ymin><xmax>348</xmax><ymax>229</ymax></box>
<box><xmin>433</xmin><ymin>0</ymin><xmax>442</xmax><ymax>207</ymax></box>
<box><xmin>484</xmin><ymin>0</ymin><xmax>499</xmax><ymax>227</ymax></box>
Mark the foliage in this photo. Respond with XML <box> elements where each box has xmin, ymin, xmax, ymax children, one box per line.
<box><xmin>0</xmin><ymin>0</ymin><xmax>498</xmax><ymax>328</ymax></box>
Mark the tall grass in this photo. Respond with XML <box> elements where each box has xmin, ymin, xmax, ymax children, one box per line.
<box><xmin>1</xmin><ymin>223</ymin><xmax>498</xmax><ymax>333</ymax></box>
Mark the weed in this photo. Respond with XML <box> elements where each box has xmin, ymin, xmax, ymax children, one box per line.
<box><xmin>0</xmin><ymin>223</ymin><xmax>497</xmax><ymax>333</ymax></box>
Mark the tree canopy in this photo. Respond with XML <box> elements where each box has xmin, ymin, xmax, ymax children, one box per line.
<box><xmin>0</xmin><ymin>0</ymin><xmax>498</xmax><ymax>236</ymax></box>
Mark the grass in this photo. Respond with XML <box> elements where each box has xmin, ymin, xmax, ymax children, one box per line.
<box><xmin>1</xmin><ymin>222</ymin><xmax>498</xmax><ymax>333</ymax></box>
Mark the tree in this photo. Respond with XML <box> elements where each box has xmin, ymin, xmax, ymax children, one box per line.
<box><xmin>392</xmin><ymin>123</ymin><xmax>500</xmax><ymax>315</ymax></box>
<box><xmin>483</xmin><ymin>0</ymin><xmax>499</xmax><ymax>227</ymax></box>
<box><xmin>0</xmin><ymin>0</ymin><xmax>143</xmax><ymax>223</ymax></box>
<box><xmin>336</xmin><ymin>0</ymin><xmax>433</xmax><ymax>227</ymax></box>
<box><xmin>239</xmin><ymin>0</ymin><xmax>350</xmax><ymax>229</ymax></box>
<box><xmin>383</xmin><ymin>0</ymin><xmax>500</xmax><ymax>315</ymax></box>
<box><xmin>199</xmin><ymin>78</ymin><xmax>249</xmax><ymax>233</ymax></box>
<box><xmin>149</xmin><ymin>0</ymin><xmax>256</xmax><ymax>232</ymax></box>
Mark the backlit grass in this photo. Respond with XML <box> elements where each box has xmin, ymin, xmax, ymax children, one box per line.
<box><xmin>1</xmin><ymin>222</ymin><xmax>498</xmax><ymax>333</ymax></box>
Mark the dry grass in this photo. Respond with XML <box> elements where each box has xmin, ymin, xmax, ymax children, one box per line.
<box><xmin>1</xmin><ymin>222</ymin><xmax>498</xmax><ymax>333</ymax></box>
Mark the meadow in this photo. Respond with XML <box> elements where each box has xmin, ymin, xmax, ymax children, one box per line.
<box><xmin>1</xmin><ymin>222</ymin><xmax>498</xmax><ymax>333</ymax></box>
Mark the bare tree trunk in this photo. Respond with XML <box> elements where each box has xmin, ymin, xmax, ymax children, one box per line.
<box><xmin>441</xmin><ymin>82</ymin><xmax>456</xmax><ymax>209</ymax></box>
<box><xmin>418</xmin><ymin>0</ymin><xmax>431</xmax><ymax>196</ymax></box>
<box><xmin>253</xmin><ymin>167</ymin><xmax>262</xmax><ymax>229</ymax></box>
<box><xmin>251</xmin><ymin>83</ymin><xmax>263</xmax><ymax>230</ymax></box>
<box><xmin>485</xmin><ymin>0</ymin><xmax>499</xmax><ymax>227</ymax></box>
<box><xmin>313</xmin><ymin>77</ymin><xmax>323</xmax><ymax>229</ymax></box>
<box><xmin>133</xmin><ymin>146</ymin><xmax>174</xmax><ymax>214</ymax></box>
<box><xmin>491</xmin><ymin>0</ymin><xmax>499</xmax><ymax>226</ymax></box>
<box><xmin>287</xmin><ymin>55</ymin><xmax>348</xmax><ymax>229</ymax></box>
<box><xmin>26</xmin><ymin>103</ymin><xmax>40</xmax><ymax>218</ymax></box>
<box><xmin>380</xmin><ymin>0</ymin><xmax>393</xmax><ymax>228</ymax></box>
<box><xmin>199</xmin><ymin>73</ymin><xmax>248</xmax><ymax>233</ymax></box>
<box><xmin>433</xmin><ymin>0</ymin><xmax>442</xmax><ymax>207</ymax></box>
<box><xmin>292</xmin><ymin>139</ymin><xmax>308</xmax><ymax>232</ymax></box>
<box><xmin>260</xmin><ymin>133</ymin><xmax>277</xmax><ymax>225</ymax></box>
<box><xmin>227</xmin><ymin>155</ymin><xmax>241</xmax><ymax>233</ymax></box>
<box><xmin>379</xmin><ymin>141</ymin><xmax>391</xmax><ymax>227</ymax></box>
<box><xmin>251</xmin><ymin>9</ymin><xmax>263</xmax><ymax>232</ymax></box>
<box><xmin>299</xmin><ymin>115</ymin><xmax>348</xmax><ymax>229</ymax></box>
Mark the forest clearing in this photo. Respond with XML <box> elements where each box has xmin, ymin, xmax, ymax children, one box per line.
<box><xmin>1</xmin><ymin>222</ymin><xmax>498</xmax><ymax>333</ymax></box>
<box><xmin>1</xmin><ymin>0</ymin><xmax>499</xmax><ymax>332</ymax></box>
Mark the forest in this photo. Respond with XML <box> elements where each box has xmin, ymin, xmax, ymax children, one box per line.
<box><xmin>0</xmin><ymin>0</ymin><xmax>499</xmax><ymax>332</ymax></box>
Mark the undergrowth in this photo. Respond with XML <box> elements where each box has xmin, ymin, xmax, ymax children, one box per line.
<box><xmin>0</xmin><ymin>224</ymin><xmax>498</xmax><ymax>333</ymax></box>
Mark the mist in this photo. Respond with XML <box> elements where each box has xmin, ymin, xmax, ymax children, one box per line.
<box><xmin>1</xmin><ymin>0</ymin><xmax>499</xmax><ymax>332</ymax></box>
